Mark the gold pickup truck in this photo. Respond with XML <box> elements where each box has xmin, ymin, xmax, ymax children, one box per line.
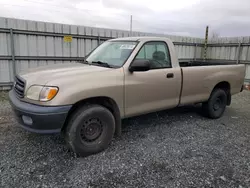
<box><xmin>9</xmin><ymin>37</ymin><xmax>246</xmax><ymax>157</ymax></box>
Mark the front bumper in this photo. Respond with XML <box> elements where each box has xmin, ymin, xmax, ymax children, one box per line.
<box><xmin>8</xmin><ymin>90</ymin><xmax>72</xmax><ymax>134</ymax></box>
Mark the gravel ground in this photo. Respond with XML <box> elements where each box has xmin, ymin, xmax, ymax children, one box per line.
<box><xmin>0</xmin><ymin>91</ymin><xmax>250</xmax><ymax>188</ymax></box>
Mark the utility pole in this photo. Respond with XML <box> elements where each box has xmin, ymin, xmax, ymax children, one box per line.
<box><xmin>130</xmin><ymin>15</ymin><xmax>133</xmax><ymax>36</ymax></box>
<box><xmin>203</xmin><ymin>25</ymin><xmax>209</xmax><ymax>61</ymax></box>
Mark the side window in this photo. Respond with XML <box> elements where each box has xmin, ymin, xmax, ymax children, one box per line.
<box><xmin>134</xmin><ymin>41</ymin><xmax>171</xmax><ymax>69</ymax></box>
<box><xmin>136</xmin><ymin>46</ymin><xmax>145</xmax><ymax>58</ymax></box>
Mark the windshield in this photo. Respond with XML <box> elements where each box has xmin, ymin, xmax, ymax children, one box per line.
<box><xmin>86</xmin><ymin>41</ymin><xmax>138</xmax><ymax>67</ymax></box>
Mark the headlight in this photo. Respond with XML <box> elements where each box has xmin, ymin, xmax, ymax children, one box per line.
<box><xmin>26</xmin><ymin>85</ymin><xmax>58</xmax><ymax>101</ymax></box>
<box><xmin>26</xmin><ymin>85</ymin><xmax>43</xmax><ymax>101</ymax></box>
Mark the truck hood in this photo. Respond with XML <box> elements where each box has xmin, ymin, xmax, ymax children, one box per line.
<box><xmin>20</xmin><ymin>63</ymin><xmax>111</xmax><ymax>86</ymax></box>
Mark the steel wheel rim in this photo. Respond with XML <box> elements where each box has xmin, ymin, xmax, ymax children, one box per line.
<box><xmin>80</xmin><ymin>118</ymin><xmax>103</xmax><ymax>143</ymax></box>
<box><xmin>213</xmin><ymin>97</ymin><xmax>223</xmax><ymax>111</ymax></box>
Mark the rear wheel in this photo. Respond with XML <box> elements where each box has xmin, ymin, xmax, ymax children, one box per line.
<box><xmin>64</xmin><ymin>104</ymin><xmax>115</xmax><ymax>157</ymax></box>
<box><xmin>202</xmin><ymin>89</ymin><xmax>227</xmax><ymax>119</ymax></box>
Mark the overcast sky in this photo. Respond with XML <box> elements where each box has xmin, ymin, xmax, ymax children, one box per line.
<box><xmin>0</xmin><ymin>0</ymin><xmax>250</xmax><ymax>37</ymax></box>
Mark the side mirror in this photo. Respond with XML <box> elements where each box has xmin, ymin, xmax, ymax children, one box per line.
<box><xmin>129</xmin><ymin>59</ymin><xmax>150</xmax><ymax>72</ymax></box>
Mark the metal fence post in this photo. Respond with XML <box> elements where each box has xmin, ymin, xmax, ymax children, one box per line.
<box><xmin>203</xmin><ymin>26</ymin><xmax>209</xmax><ymax>61</ymax></box>
<box><xmin>97</xmin><ymin>35</ymin><xmax>100</xmax><ymax>45</ymax></box>
<box><xmin>236</xmin><ymin>42</ymin><xmax>241</xmax><ymax>64</ymax></box>
<box><xmin>130</xmin><ymin>15</ymin><xmax>133</xmax><ymax>36</ymax></box>
<box><xmin>194</xmin><ymin>43</ymin><xmax>197</xmax><ymax>61</ymax></box>
<box><xmin>10</xmin><ymin>28</ymin><xmax>16</xmax><ymax>77</ymax></box>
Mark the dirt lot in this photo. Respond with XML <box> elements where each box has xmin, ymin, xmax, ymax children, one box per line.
<box><xmin>0</xmin><ymin>91</ymin><xmax>249</xmax><ymax>188</ymax></box>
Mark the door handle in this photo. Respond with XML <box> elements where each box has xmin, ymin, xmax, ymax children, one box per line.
<box><xmin>166</xmin><ymin>73</ymin><xmax>174</xmax><ymax>78</ymax></box>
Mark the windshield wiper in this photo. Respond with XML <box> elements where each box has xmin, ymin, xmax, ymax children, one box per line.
<box><xmin>75</xmin><ymin>58</ymin><xmax>90</xmax><ymax>65</ymax></box>
<box><xmin>91</xmin><ymin>61</ymin><xmax>113</xmax><ymax>68</ymax></box>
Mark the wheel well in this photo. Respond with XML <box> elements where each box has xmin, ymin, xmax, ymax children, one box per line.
<box><xmin>212</xmin><ymin>81</ymin><xmax>231</xmax><ymax>105</ymax></box>
<box><xmin>62</xmin><ymin>97</ymin><xmax>122</xmax><ymax>136</ymax></box>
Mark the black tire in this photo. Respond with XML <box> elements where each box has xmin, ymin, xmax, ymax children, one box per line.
<box><xmin>202</xmin><ymin>89</ymin><xmax>227</xmax><ymax>119</ymax></box>
<box><xmin>65</xmin><ymin>104</ymin><xmax>115</xmax><ymax>157</ymax></box>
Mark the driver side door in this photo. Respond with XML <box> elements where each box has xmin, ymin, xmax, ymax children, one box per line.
<box><xmin>124</xmin><ymin>41</ymin><xmax>182</xmax><ymax>117</ymax></box>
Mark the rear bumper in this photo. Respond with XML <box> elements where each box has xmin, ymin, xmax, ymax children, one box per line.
<box><xmin>8</xmin><ymin>90</ymin><xmax>72</xmax><ymax>134</ymax></box>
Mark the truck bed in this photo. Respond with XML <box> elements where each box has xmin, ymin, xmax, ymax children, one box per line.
<box><xmin>179</xmin><ymin>63</ymin><xmax>246</xmax><ymax>106</ymax></box>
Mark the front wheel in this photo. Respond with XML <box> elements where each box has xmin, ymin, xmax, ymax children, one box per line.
<box><xmin>64</xmin><ymin>104</ymin><xmax>115</xmax><ymax>157</ymax></box>
<box><xmin>202</xmin><ymin>89</ymin><xmax>227</xmax><ymax>119</ymax></box>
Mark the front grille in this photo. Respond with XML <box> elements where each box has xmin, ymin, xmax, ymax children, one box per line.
<box><xmin>14</xmin><ymin>75</ymin><xmax>25</xmax><ymax>98</ymax></box>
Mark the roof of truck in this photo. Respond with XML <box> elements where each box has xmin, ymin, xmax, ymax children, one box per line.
<box><xmin>110</xmin><ymin>36</ymin><xmax>170</xmax><ymax>42</ymax></box>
